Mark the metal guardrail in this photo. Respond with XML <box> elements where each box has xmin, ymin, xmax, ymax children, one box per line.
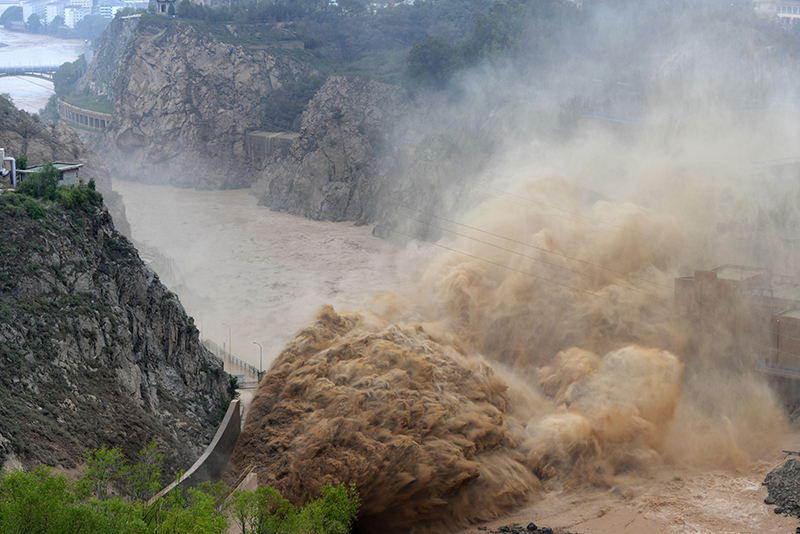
<box><xmin>0</xmin><ymin>65</ymin><xmax>60</xmax><ymax>80</ymax></box>
<box><xmin>757</xmin><ymin>361</ymin><xmax>800</xmax><ymax>379</ymax></box>
<box><xmin>202</xmin><ymin>339</ymin><xmax>261</xmax><ymax>380</ymax></box>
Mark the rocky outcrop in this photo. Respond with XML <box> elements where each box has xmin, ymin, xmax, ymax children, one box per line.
<box><xmin>96</xmin><ymin>17</ymin><xmax>316</xmax><ymax>189</ymax></box>
<box><xmin>76</xmin><ymin>16</ymin><xmax>140</xmax><ymax>101</ymax></box>
<box><xmin>0</xmin><ymin>191</ymin><xmax>230</xmax><ymax>472</ymax></box>
<box><xmin>764</xmin><ymin>458</ymin><xmax>800</xmax><ymax>517</ymax></box>
<box><xmin>0</xmin><ymin>95</ymin><xmax>130</xmax><ymax>236</ymax></box>
<box><xmin>250</xmin><ymin>75</ymin><xmax>410</xmax><ymax>224</ymax></box>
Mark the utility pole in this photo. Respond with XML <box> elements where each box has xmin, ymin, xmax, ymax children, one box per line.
<box><xmin>222</xmin><ymin>322</ymin><xmax>231</xmax><ymax>357</ymax></box>
<box><xmin>253</xmin><ymin>342</ymin><xmax>263</xmax><ymax>383</ymax></box>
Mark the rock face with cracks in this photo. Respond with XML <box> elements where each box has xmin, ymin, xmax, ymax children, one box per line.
<box><xmin>0</xmin><ymin>95</ymin><xmax>129</xmax><ymax>236</ymax></box>
<box><xmin>0</xmin><ymin>195</ymin><xmax>229</xmax><ymax>473</ymax></box>
<box><xmin>251</xmin><ymin>76</ymin><xmax>410</xmax><ymax>224</ymax></box>
<box><xmin>97</xmin><ymin>17</ymin><xmax>316</xmax><ymax>189</ymax></box>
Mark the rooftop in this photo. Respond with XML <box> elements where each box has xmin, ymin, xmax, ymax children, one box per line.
<box><xmin>712</xmin><ymin>264</ymin><xmax>769</xmax><ymax>282</ymax></box>
<box><xmin>17</xmin><ymin>163</ymin><xmax>83</xmax><ymax>174</ymax></box>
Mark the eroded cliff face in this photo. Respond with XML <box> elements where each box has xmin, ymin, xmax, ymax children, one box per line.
<box><xmin>76</xmin><ymin>16</ymin><xmax>140</xmax><ymax>102</ymax></box>
<box><xmin>250</xmin><ymin>75</ymin><xmax>410</xmax><ymax>224</ymax></box>
<box><xmin>97</xmin><ymin>18</ymin><xmax>316</xmax><ymax>189</ymax></box>
<box><xmin>0</xmin><ymin>192</ymin><xmax>230</xmax><ymax>472</ymax></box>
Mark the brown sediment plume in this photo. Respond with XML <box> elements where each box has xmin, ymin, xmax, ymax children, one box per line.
<box><xmin>231</xmin><ymin>305</ymin><xmax>539</xmax><ymax>533</ymax></box>
<box><xmin>228</xmin><ymin>175</ymin><xmax>788</xmax><ymax>533</ymax></box>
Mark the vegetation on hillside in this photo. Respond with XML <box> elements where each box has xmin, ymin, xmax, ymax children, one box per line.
<box><xmin>0</xmin><ymin>169</ymin><xmax>227</xmax><ymax>470</ymax></box>
<box><xmin>41</xmin><ymin>55</ymin><xmax>114</xmax><ymax>122</ymax></box>
<box><xmin>0</xmin><ymin>442</ymin><xmax>361</xmax><ymax>534</ymax></box>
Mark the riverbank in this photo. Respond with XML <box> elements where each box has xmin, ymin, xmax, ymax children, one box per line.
<box><xmin>0</xmin><ymin>29</ymin><xmax>84</xmax><ymax>113</ymax></box>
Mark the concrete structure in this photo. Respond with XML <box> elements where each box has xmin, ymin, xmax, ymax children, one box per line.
<box><xmin>0</xmin><ymin>65</ymin><xmax>59</xmax><ymax>81</ymax></box>
<box><xmin>44</xmin><ymin>0</ymin><xmax>65</xmax><ymax>23</ymax></box>
<box><xmin>21</xmin><ymin>0</ymin><xmax>49</xmax><ymax>22</ymax></box>
<box><xmin>64</xmin><ymin>5</ymin><xmax>89</xmax><ymax>27</ymax></box>
<box><xmin>148</xmin><ymin>399</ymin><xmax>243</xmax><ymax>504</ymax></box>
<box><xmin>754</xmin><ymin>1</ymin><xmax>800</xmax><ymax>21</ymax></box>
<box><xmin>675</xmin><ymin>264</ymin><xmax>800</xmax><ymax>396</ymax></box>
<box><xmin>97</xmin><ymin>0</ymin><xmax>124</xmax><ymax>18</ymax></box>
<box><xmin>245</xmin><ymin>131</ymin><xmax>299</xmax><ymax>168</ymax></box>
<box><xmin>0</xmin><ymin>148</ymin><xmax>18</xmax><ymax>187</ymax></box>
<box><xmin>17</xmin><ymin>162</ymin><xmax>83</xmax><ymax>186</ymax></box>
<box><xmin>155</xmin><ymin>0</ymin><xmax>175</xmax><ymax>14</ymax></box>
<box><xmin>57</xmin><ymin>99</ymin><xmax>113</xmax><ymax>130</ymax></box>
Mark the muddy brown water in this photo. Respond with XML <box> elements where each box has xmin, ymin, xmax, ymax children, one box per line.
<box><xmin>114</xmin><ymin>178</ymin><xmax>800</xmax><ymax>534</ymax></box>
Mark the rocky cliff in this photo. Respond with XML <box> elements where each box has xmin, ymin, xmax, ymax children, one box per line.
<box><xmin>0</xmin><ymin>95</ymin><xmax>130</xmax><ymax>236</ymax></box>
<box><xmin>0</xmin><ymin>189</ymin><xmax>230</xmax><ymax>472</ymax></box>
<box><xmin>250</xmin><ymin>75</ymin><xmax>411</xmax><ymax>224</ymax></box>
<box><xmin>95</xmin><ymin>16</ymin><xmax>317</xmax><ymax>189</ymax></box>
<box><xmin>75</xmin><ymin>15</ymin><xmax>140</xmax><ymax>102</ymax></box>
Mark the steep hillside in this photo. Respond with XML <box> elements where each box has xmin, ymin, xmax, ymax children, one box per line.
<box><xmin>0</xmin><ymin>188</ymin><xmax>230</xmax><ymax>472</ymax></box>
<box><xmin>0</xmin><ymin>95</ymin><xmax>130</xmax><ymax>236</ymax></box>
<box><xmin>95</xmin><ymin>16</ymin><xmax>317</xmax><ymax>189</ymax></box>
<box><xmin>251</xmin><ymin>75</ymin><xmax>410</xmax><ymax>224</ymax></box>
<box><xmin>75</xmin><ymin>15</ymin><xmax>140</xmax><ymax>102</ymax></box>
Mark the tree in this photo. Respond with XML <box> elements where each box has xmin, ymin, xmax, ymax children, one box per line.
<box><xmin>26</xmin><ymin>13</ymin><xmax>41</xmax><ymax>33</ymax></box>
<box><xmin>407</xmin><ymin>36</ymin><xmax>456</xmax><ymax>86</ymax></box>
<box><xmin>52</xmin><ymin>56</ymin><xmax>86</xmax><ymax>98</ymax></box>
<box><xmin>76</xmin><ymin>444</ymin><xmax>128</xmax><ymax>501</ymax></box>
<box><xmin>0</xmin><ymin>467</ymin><xmax>76</xmax><ymax>534</ymax></box>
<box><xmin>15</xmin><ymin>153</ymin><xmax>28</xmax><ymax>171</ymax></box>
<box><xmin>124</xmin><ymin>440</ymin><xmax>164</xmax><ymax>503</ymax></box>
<box><xmin>18</xmin><ymin>162</ymin><xmax>59</xmax><ymax>199</ymax></box>
<box><xmin>0</xmin><ymin>6</ymin><xmax>22</xmax><ymax>28</ymax></box>
<box><xmin>168</xmin><ymin>3</ymin><xmax>175</xmax><ymax>16</ymax></box>
<box><xmin>74</xmin><ymin>14</ymin><xmax>111</xmax><ymax>41</ymax></box>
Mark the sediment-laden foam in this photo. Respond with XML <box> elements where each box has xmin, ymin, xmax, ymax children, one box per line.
<box><xmin>229</xmin><ymin>175</ymin><xmax>787</xmax><ymax>533</ymax></box>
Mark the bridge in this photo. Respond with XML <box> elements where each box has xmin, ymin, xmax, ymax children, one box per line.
<box><xmin>0</xmin><ymin>65</ymin><xmax>60</xmax><ymax>81</ymax></box>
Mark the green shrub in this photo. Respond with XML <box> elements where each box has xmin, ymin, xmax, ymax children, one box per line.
<box><xmin>56</xmin><ymin>186</ymin><xmax>102</xmax><ymax>212</ymax></box>
<box><xmin>22</xmin><ymin>197</ymin><xmax>45</xmax><ymax>219</ymax></box>
<box><xmin>18</xmin><ymin>162</ymin><xmax>59</xmax><ymax>199</ymax></box>
<box><xmin>0</xmin><ymin>444</ymin><xmax>360</xmax><ymax>534</ymax></box>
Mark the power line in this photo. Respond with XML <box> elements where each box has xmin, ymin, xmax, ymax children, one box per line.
<box><xmin>6</xmin><ymin>75</ymin><xmax>53</xmax><ymax>91</ymax></box>
<box><xmin>391</xmin><ymin>205</ymin><xmax>674</xmax><ymax>305</ymax></box>
<box><xmin>455</xmin><ymin>180</ymin><xmax>800</xmax><ymax>346</ymax></box>
<box><xmin>380</xmin><ymin>223</ymin><xmax>683</xmax><ymax>325</ymax></box>
<box><xmin>388</xmin><ymin>202</ymin><xmax>800</xmax><ymax>350</ymax></box>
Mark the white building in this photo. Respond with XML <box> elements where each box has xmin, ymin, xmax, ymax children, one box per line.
<box><xmin>97</xmin><ymin>0</ymin><xmax>125</xmax><ymax>18</ymax></box>
<box><xmin>64</xmin><ymin>4</ymin><xmax>88</xmax><ymax>26</ymax></box>
<box><xmin>44</xmin><ymin>1</ymin><xmax>66</xmax><ymax>23</ymax></box>
<box><xmin>21</xmin><ymin>0</ymin><xmax>49</xmax><ymax>22</ymax></box>
<box><xmin>754</xmin><ymin>1</ymin><xmax>800</xmax><ymax>21</ymax></box>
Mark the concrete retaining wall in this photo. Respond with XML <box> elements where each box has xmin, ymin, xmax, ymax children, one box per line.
<box><xmin>58</xmin><ymin>99</ymin><xmax>113</xmax><ymax>131</ymax></box>
<box><xmin>148</xmin><ymin>399</ymin><xmax>242</xmax><ymax>504</ymax></box>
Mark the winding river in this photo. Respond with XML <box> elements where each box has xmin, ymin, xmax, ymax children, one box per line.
<box><xmin>0</xmin><ymin>28</ymin><xmax>85</xmax><ymax>113</ymax></box>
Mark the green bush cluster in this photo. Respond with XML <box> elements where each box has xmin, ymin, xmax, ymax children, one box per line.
<box><xmin>228</xmin><ymin>482</ymin><xmax>360</xmax><ymax>534</ymax></box>
<box><xmin>15</xmin><ymin>162</ymin><xmax>102</xmax><ymax>214</ymax></box>
<box><xmin>0</xmin><ymin>442</ymin><xmax>361</xmax><ymax>534</ymax></box>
